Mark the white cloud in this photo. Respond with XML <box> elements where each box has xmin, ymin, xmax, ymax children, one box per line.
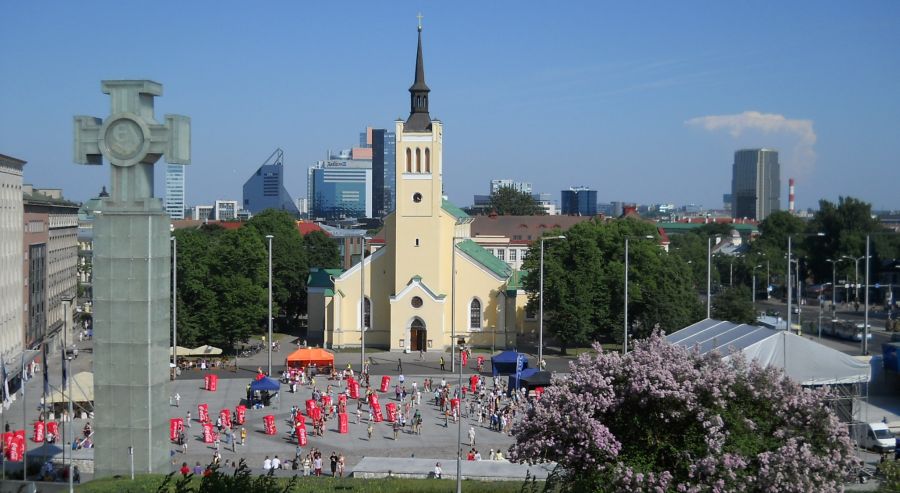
<box><xmin>685</xmin><ymin>111</ymin><xmax>817</xmax><ymax>175</ymax></box>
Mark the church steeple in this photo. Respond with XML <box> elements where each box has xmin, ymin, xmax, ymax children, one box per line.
<box><xmin>406</xmin><ymin>17</ymin><xmax>432</xmax><ymax>132</ymax></box>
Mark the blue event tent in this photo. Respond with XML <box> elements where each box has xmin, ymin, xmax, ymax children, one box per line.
<box><xmin>249</xmin><ymin>376</ymin><xmax>280</xmax><ymax>392</ymax></box>
<box><xmin>491</xmin><ymin>350</ymin><xmax>529</xmax><ymax>376</ymax></box>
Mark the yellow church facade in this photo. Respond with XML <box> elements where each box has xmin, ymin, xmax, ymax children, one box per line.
<box><xmin>307</xmin><ymin>26</ymin><xmax>535</xmax><ymax>352</ymax></box>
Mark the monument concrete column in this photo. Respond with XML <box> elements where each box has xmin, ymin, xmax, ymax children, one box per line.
<box><xmin>74</xmin><ymin>80</ymin><xmax>190</xmax><ymax>477</ymax></box>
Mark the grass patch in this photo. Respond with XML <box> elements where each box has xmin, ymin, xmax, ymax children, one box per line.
<box><xmin>77</xmin><ymin>474</ymin><xmax>532</xmax><ymax>493</ymax></box>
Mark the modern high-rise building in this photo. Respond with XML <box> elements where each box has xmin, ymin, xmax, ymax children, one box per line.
<box><xmin>165</xmin><ymin>164</ymin><xmax>185</xmax><ymax>219</ymax></box>
<box><xmin>561</xmin><ymin>187</ymin><xmax>598</xmax><ymax>216</ymax></box>
<box><xmin>372</xmin><ymin>128</ymin><xmax>397</xmax><ymax>217</ymax></box>
<box><xmin>191</xmin><ymin>205</ymin><xmax>214</xmax><ymax>221</ymax></box>
<box><xmin>490</xmin><ymin>179</ymin><xmax>532</xmax><ymax>195</ymax></box>
<box><xmin>307</xmin><ymin>159</ymin><xmax>373</xmax><ymax>219</ymax></box>
<box><xmin>731</xmin><ymin>148</ymin><xmax>780</xmax><ymax>220</ymax></box>
<box><xmin>242</xmin><ymin>150</ymin><xmax>300</xmax><ymax>216</ymax></box>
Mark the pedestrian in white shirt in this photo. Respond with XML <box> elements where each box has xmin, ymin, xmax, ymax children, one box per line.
<box><xmin>263</xmin><ymin>456</ymin><xmax>272</xmax><ymax>470</ymax></box>
<box><xmin>272</xmin><ymin>455</ymin><xmax>281</xmax><ymax>470</ymax></box>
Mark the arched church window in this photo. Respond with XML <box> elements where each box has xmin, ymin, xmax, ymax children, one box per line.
<box><xmin>469</xmin><ymin>299</ymin><xmax>482</xmax><ymax>330</ymax></box>
<box><xmin>406</xmin><ymin>148</ymin><xmax>412</xmax><ymax>173</ymax></box>
<box><xmin>415</xmin><ymin>148</ymin><xmax>421</xmax><ymax>172</ymax></box>
<box><xmin>425</xmin><ymin>148</ymin><xmax>430</xmax><ymax>173</ymax></box>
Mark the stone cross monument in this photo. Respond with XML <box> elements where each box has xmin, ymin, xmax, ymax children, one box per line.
<box><xmin>74</xmin><ymin>80</ymin><xmax>190</xmax><ymax>477</ymax></box>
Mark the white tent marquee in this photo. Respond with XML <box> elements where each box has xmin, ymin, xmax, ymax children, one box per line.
<box><xmin>667</xmin><ymin>319</ymin><xmax>870</xmax><ymax>386</ymax></box>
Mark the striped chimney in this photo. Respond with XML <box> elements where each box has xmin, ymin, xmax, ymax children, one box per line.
<box><xmin>788</xmin><ymin>178</ymin><xmax>795</xmax><ymax>213</ymax></box>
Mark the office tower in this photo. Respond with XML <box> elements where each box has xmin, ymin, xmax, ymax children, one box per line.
<box><xmin>165</xmin><ymin>164</ymin><xmax>185</xmax><ymax>219</ymax></box>
<box><xmin>0</xmin><ymin>154</ymin><xmax>25</xmax><ymax>362</ymax></box>
<box><xmin>372</xmin><ymin>128</ymin><xmax>397</xmax><ymax>217</ymax></box>
<box><xmin>242</xmin><ymin>150</ymin><xmax>300</xmax><ymax>215</ymax></box>
<box><xmin>307</xmin><ymin>160</ymin><xmax>373</xmax><ymax>220</ymax></box>
<box><xmin>191</xmin><ymin>205</ymin><xmax>214</xmax><ymax>221</ymax></box>
<box><xmin>561</xmin><ymin>187</ymin><xmax>598</xmax><ymax>216</ymax></box>
<box><xmin>731</xmin><ymin>148</ymin><xmax>780</xmax><ymax>220</ymax></box>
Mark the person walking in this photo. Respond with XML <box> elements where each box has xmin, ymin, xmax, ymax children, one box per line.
<box><xmin>434</xmin><ymin>462</ymin><xmax>442</xmax><ymax>479</ymax></box>
<box><xmin>468</xmin><ymin>426</ymin><xmax>476</xmax><ymax>447</ymax></box>
<box><xmin>392</xmin><ymin>419</ymin><xmax>400</xmax><ymax>440</ymax></box>
<box><xmin>329</xmin><ymin>451</ymin><xmax>338</xmax><ymax>476</ymax></box>
<box><xmin>367</xmin><ymin>422</ymin><xmax>374</xmax><ymax>440</ymax></box>
<box><xmin>397</xmin><ymin>358</ymin><xmax>403</xmax><ymax>372</ymax></box>
<box><xmin>302</xmin><ymin>454</ymin><xmax>311</xmax><ymax>476</ymax></box>
<box><xmin>185</xmin><ymin>410</ymin><xmax>192</xmax><ymax>428</ymax></box>
<box><xmin>314</xmin><ymin>454</ymin><xmax>323</xmax><ymax>476</ymax></box>
<box><xmin>240</xmin><ymin>427</ymin><xmax>247</xmax><ymax>446</ymax></box>
<box><xmin>439</xmin><ymin>356</ymin><xmax>445</xmax><ymax>372</ymax></box>
<box><xmin>337</xmin><ymin>453</ymin><xmax>345</xmax><ymax>477</ymax></box>
<box><xmin>174</xmin><ymin>392</ymin><xmax>181</xmax><ymax>407</ymax></box>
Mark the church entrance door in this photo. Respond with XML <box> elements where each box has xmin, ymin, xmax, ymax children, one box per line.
<box><xmin>410</xmin><ymin>318</ymin><xmax>426</xmax><ymax>351</ymax></box>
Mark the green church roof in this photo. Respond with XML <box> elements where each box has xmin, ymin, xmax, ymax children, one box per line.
<box><xmin>505</xmin><ymin>269</ymin><xmax>529</xmax><ymax>294</ymax></box>
<box><xmin>308</xmin><ymin>268</ymin><xmax>344</xmax><ymax>297</ymax></box>
<box><xmin>455</xmin><ymin>239</ymin><xmax>512</xmax><ymax>279</ymax></box>
<box><xmin>442</xmin><ymin>198</ymin><xmax>470</xmax><ymax>220</ymax></box>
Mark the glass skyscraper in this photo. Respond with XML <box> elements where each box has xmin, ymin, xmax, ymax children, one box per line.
<box><xmin>561</xmin><ymin>187</ymin><xmax>598</xmax><ymax>216</ymax></box>
<box><xmin>307</xmin><ymin>161</ymin><xmax>372</xmax><ymax>219</ymax></box>
<box><xmin>164</xmin><ymin>164</ymin><xmax>185</xmax><ymax>219</ymax></box>
<box><xmin>242</xmin><ymin>161</ymin><xmax>300</xmax><ymax>215</ymax></box>
<box><xmin>372</xmin><ymin>129</ymin><xmax>396</xmax><ymax>217</ymax></box>
<box><xmin>731</xmin><ymin>148</ymin><xmax>780</xmax><ymax>220</ymax></box>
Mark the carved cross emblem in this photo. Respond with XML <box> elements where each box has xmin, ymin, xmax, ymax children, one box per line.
<box><xmin>74</xmin><ymin>80</ymin><xmax>190</xmax><ymax>204</ymax></box>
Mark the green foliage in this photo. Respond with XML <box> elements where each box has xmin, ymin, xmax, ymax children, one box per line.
<box><xmin>521</xmin><ymin>218</ymin><xmax>702</xmax><ymax>352</ymax></box>
<box><xmin>489</xmin><ymin>186</ymin><xmax>545</xmax><ymax>216</ymax></box>
<box><xmin>304</xmin><ymin>231</ymin><xmax>341</xmax><ymax>270</ymax></box>
<box><xmin>879</xmin><ymin>459</ymin><xmax>900</xmax><ymax>492</ymax></box>
<box><xmin>712</xmin><ymin>286</ymin><xmax>756</xmax><ymax>324</ymax></box>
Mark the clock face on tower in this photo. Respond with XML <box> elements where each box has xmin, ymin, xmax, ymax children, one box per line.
<box><xmin>413</xmin><ymin>192</ymin><xmax>423</xmax><ymax>203</ymax></box>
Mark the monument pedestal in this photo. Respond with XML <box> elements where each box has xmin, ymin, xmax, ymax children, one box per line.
<box><xmin>91</xmin><ymin>205</ymin><xmax>170</xmax><ymax>477</ymax></box>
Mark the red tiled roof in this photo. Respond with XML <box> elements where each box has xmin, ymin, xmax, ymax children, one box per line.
<box><xmin>296</xmin><ymin>221</ymin><xmax>328</xmax><ymax>236</ymax></box>
<box><xmin>218</xmin><ymin>221</ymin><xmax>244</xmax><ymax>230</ymax></box>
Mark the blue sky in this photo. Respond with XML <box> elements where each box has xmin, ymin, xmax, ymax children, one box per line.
<box><xmin>2</xmin><ymin>1</ymin><xmax>899</xmax><ymax>211</ymax></box>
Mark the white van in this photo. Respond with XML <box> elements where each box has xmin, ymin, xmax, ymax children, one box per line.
<box><xmin>861</xmin><ymin>423</ymin><xmax>896</xmax><ymax>452</ymax></box>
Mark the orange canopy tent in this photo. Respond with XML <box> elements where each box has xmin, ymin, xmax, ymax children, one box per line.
<box><xmin>285</xmin><ymin>348</ymin><xmax>335</xmax><ymax>369</ymax></box>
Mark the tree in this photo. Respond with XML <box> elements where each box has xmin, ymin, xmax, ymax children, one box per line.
<box><xmin>489</xmin><ymin>186</ymin><xmax>545</xmax><ymax>216</ymax></box>
<box><xmin>304</xmin><ymin>230</ymin><xmax>340</xmax><ymax>269</ymax></box>
<box><xmin>521</xmin><ymin>218</ymin><xmax>701</xmax><ymax>352</ymax></box>
<box><xmin>245</xmin><ymin>210</ymin><xmax>309</xmax><ymax>326</ymax></box>
<box><xmin>712</xmin><ymin>285</ymin><xmax>756</xmax><ymax>323</ymax></box>
<box><xmin>510</xmin><ymin>334</ymin><xmax>859</xmax><ymax>492</ymax></box>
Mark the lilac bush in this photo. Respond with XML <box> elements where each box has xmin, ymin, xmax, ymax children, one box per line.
<box><xmin>509</xmin><ymin>333</ymin><xmax>859</xmax><ymax>492</ymax></box>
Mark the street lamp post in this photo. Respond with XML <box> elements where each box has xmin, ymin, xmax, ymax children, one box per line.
<box><xmin>266</xmin><ymin>234</ymin><xmax>273</xmax><ymax>376</ymax></box>
<box><xmin>624</xmin><ymin>235</ymin><xmax>654</xmax><ymax>354</ymax></box>
<box><xmin>360</xmin><ymin>235</ymin><xmax>370</xmax><ymax>373</ymax></box>
<box><xmin>456</xmin><ymin>336</ymin><xmax>466</xmax><ymax>493</ymax></box>
<box><xmin>865</xmin><ymin>235</ymin><xmax>871</xmax><ymax>355</ymax></box>
<box><xmin>843</xmin><ymin>255</ymin><xmax>866</xmax><ymax>306</ymax></box>
<box><xmin>752</xmin><ymin>264</ymin><xmax>762</xmax><ymax>305</ymax></box>
<box><xmin>786</xmin><ymin>233</ymin><xmax>825</xmax><ymax>334</ymax></box>
<box><xmin>707</xmin><ymin>237</ymin><xmax>712</xmax><ymax>318</ymax></box>
<box><xmin>826</xmin><ymin>258</ymin><xmax>844</xmax><ymax>307</ymax></box>
<box><xmin>539</xmin><ymin>235</ymin><xmax>565</xmax><ymax>364</ymax></box>
<box><xmin>171</xmin><ymin>236</ymin><xmax>177</xmax><ymax>378</ymax></box>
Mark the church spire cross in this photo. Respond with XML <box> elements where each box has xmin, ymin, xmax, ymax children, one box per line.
<box><xmin>417</xmin><ymin>12</ymin><xmax>423</xmax><ymax>31</ymax></box>
<box><xmin>406</xmin><ymin>21</ymin><xmax>432</xmax><ymax>132</ymax></box>
<box><xmin>74</xmin><ymin>80</ymin><xmax>191</xmax><ymax>206</ymax></box>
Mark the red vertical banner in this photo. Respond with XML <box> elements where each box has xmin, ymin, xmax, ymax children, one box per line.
<box><xmin>2</xmin><ymin>432</ymin><xmax>13</xmax><ymax>459</ymax></box>
<box><xmin>338</xmin><ymin>413</ymin><xmax>349</xmax><ymax>433</ymax></box>
<box><xmin>462</xmin><ymin>351</ymin><xmax>468</xmax><ymax>367</ymax></box>
<box><xmin>203</xmin><ymin>374</ymin><xmax>210</xmax><ymax>390</ymax></box>
<box><xmin>7</xmin><ymin>431</ymin><xmax>24</xmax><ymax>462</ymax></box>
<box><xmin>208</xmin><ymin>374</ymin><xmax>218</xmax><ymax>392</ymax></box>
<box><xmin>198</xmin><ymin>403</ymin><xmax>209</xmax><ymax>423</ymax></box>
<box><xmin>321</xmin><ymin>395</ymin><xmax>332</xmax><ymax>409</ymax></box>
<box><xmin>296</xmin><ymin>424</ymin><xmax>308</xmax><ymax>446</ymax></box>
<box><xmin>202</xmin><ymin>423</ymin><xmax>215</xmax><ymax>443</ymax></box>
<box><xmin>310</xmin><ymin>406</ymin><xmax>322</xmax><ymax>421</ymax></box>
<box><xmin>32</xmin><ymin>421</ymin><xmax>45</xmax><ymax>443</ymax></box>
<box><xmin>305</xmin><ymin>399</ymin><xmax>317</xmax><ymax>417</ymax></box>
<box><xmin>385</xmin><ymin>403</ymin><xmax>397</xmax><ymax>422</ymax></box>
<box><xmin>170</xmin><ymin>418</ymin><xmax>180</xmax><ymax>441</ymax></box>
<box><xmin>470</xmin><ymin>375</ymin><xmax>477</xmax><ymax>393</ymax></box>
<box><xmin>294</xmin><ymin>413</ymin><xmax>305</xmax><ymax>426</ymax></box>
<box><xmin>219</xmin><ymin>409</ymin><xmax>231</xmax><ymax>427</ymax></box>
<box><xmin>264</xmin><ymin>415</ymin><xmax>276</xmax><ymax>435</ymax></box>
<box><xmin>349</xmin><ymin>380</ymin><xmax>359</xmax><ymax>399</ymax></box>
<box><xmin>380</xmin><ymin>375</ymin><xmax>390</xmax><ymax>392</ymax></box>
<box><xmin>235</xmin><ymin>405</ymin><xmax>246</xmax><ymax>425</ymax></box>
<box><xmin>46</xmin><ymin>421</ymin><xmax>59</xmax><ymax>439</ymax></box>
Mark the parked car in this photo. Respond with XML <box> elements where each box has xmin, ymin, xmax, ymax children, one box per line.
<box><xmin>860</xmin><ymin>422</ymin><xmax>896</xmax><ymax>452</ymax></box>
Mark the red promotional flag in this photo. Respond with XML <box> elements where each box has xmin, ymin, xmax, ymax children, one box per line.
<box><xmin>203</xmin><ymin>374</ymin><xmax>210</xmax><ymax>390</ymax></box>
<box><xmin>170</xmin><ymin>418</ymin><xmax>180</xmax><ymax>441</ymax></box>
<box><xmin>32</xmin><ymin>421</ymin><xmax>45</xmax><ymax>443</ymax></box>
<box><xmin>264</xmin><ymin>415</ymin><xmax>276</xmax><ymax>435</ymax></box>
<box><xmin>208</xmin><ymin>374</ymin><xmax>218</xmax><ymax>392</ymax></box>
<box><xmin>338</xmin><ymin>413</ymin><xmax>349</xmax><ymax>434</ymax></box>
<box><xmin>321</xmin><ymin>395</ymin><xmax>332</xmax><ymax>409</ymax></box>
<box><xmin>294</xmin><ymin>413</ymin><xmax>305</xmax><ymax>425</ymax></box>
<box><xmin>46</xmin><ymin>421</ymin><xmax>59</xmax><ymax>438</ymax></box>
<box><xmin>385</xmin><ymin>403</ymin><xmax>398</xmax><ymax>422</ymax></box>
<box><xmin>379</xmin><ymin>375</ymin><xmax>390</xmax><ymax>392</ymax></box>
<box><xmin>296</xmin><ymin>425</ymin><xmax>308</xmax><ymax>446</ymax></box>
<box><xmin>310</xmin><ymin>406</ymin><xmax>322</xmax><ymax>421</ymax></box>
<box><xmin>451</xmin><ymin>398</ymin><xmax>460</xmax><ymax>412</ymax></box>
<box><xmin>7</xmin><ymin>432</ymin><xmax>23</xmax><ymax>462</ymax></box>
<box><xmin>219</xmin><ymin>409</ymin><xmax>231</xmax><ymax>427</ymax></box>
<box><xmin>198</xmin><ymin>403</ymin><xmax>209</xmax><ymax>423</ymax></box>
<box><xmin>349</xmin><ymin>380</ymin><xmax>359</xmax><ymax>399</ymax></box>
<box><xmin>235</xmin><ymin>405</ymin><xmax>246</xmax><ymax>425</ymax></box>
<box><xmin>462</xmin><ymin>351</ymin><xmax>468</xmax><ymax>367</ymax></box>
<box><xmin>372</xmin><ymin>403</ymin><xmax>384</xmax><ymax>422</ymax></box>
<box><xmin>202</xmin><ymin>423</ymin><xmax>215</xmax><ymax>443</ymax></box>
<box><xmin>469</xmin><ymin>375</ymin><xmax>477</xmax><ymax>393</ymax></box>
<box><xmin>305</xmin><ymin>399</ymin><xmax>317</xmax><ymax>417</ymax></box>
<box><xmin>2</xmin><ymin>431</ymin><xmax>14</xmax><ymax>454</ymax></box>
